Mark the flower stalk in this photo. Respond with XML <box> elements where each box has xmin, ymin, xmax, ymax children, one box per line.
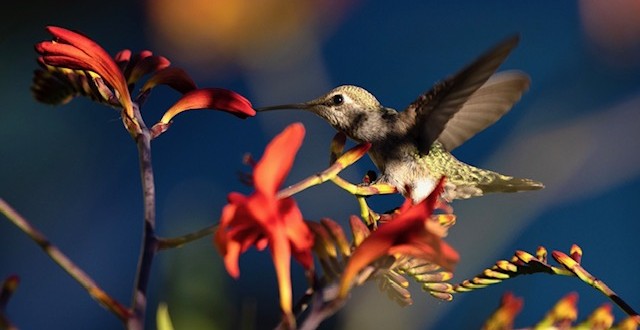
<box><xmin>127</xmin><ymin>121</ymin><xmax>158</xmax><ymax>330</ymax></box>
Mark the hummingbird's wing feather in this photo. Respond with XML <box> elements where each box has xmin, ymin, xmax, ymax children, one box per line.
<box><xmin>437</xmin><ymin>71</ymin><xmax>530</xmax><ymax>151</ymax></box>
<box><xmin>403</xmin><ymin>35</ymin><xmax>521</xmax><ymax>155</ymax></box>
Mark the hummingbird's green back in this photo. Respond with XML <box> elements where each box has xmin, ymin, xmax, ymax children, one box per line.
<box><xmin>422</xmin><ymin>142</ymin><xmax>544</xmax><ymax>199</ymax></box>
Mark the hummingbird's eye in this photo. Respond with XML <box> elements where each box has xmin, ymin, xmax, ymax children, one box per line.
<box><xmin>331</xmin><ymin>94</ymin><xmax>344</xmax><ymax>106</ymax></box>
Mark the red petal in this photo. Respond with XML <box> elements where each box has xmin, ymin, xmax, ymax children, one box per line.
<box><xmin>125</xmin><ymin>53</ymin><xmax>171</xmax><ymax>84</ymax></box>
<box><xmin>227</xmin><ymin>192</ymin><xmax>248</xmax><ymax>204</ymax></box>
<box><xmin>36</xmin><ymin>42</ymin><xmax>95</xmax><ymax>65</ymax></box>
<box><xmin>501</xmin><ymin>292</ymin><xmax>524</xmax><ymax>315</ymax></box>
<box><xmin>214</xmin><ymin>197</ymin><xmax>264</xmax><ymax>278</ymax></box>
<box><xmin>279</xmin><ymin>198</ymin><xmax>314</xmax><ymax>270</ymax></box>
<box><xmin>279</xmin><ymin>198</ymin><xmax>311</xmax><ymax>248</ymax></box>
<box><xmin>114</xmin><ymin>49</ymin><xmax>132</xmax><ymax>63</ymax></box>
<box><xmin>46</xmin><ymin>26</ymin><xmax>116</xmax><ymax>69</ymax></box>
<box><xmin>255</xmin><ymin>237</ymin><xmax>269</xmax><ymax>250</ymax></box>
<box><xmin>141</xmin><ymin>67</ymin><xmax>197</xmax><ymax>94</ymax></box>
<box><xmin>253</xmin><ymin>123</ymin><xmax>305</xmax><ymax>195</ymax></box>
<box><xmin>114</xmin><ymin>49</ymin><xmax>133</xmax><ymax>75</ymax></box>
<box><xmin>243</xmin><ymin>192</ymin><xmax>278</xmax><ymax>228</ymax></box>
<box><xmin>269</xmin><ymin>230</ymin><xmax>294</xmax><ymax>315</ymax></box>
<box><xmin>338</xmin><ymin>231</ymin><xmax>394</xmax><ymax>298</ymax></box>
<box><xmin>222</xmin><ymin>240</ymin><xmax>242</xmax><ymax>278</ymax></box>
<box><xmin>390</xmin><ymin>239</ymin><xmax>459</xmax><ymax>271</ymax></box>
<box><xmin>159</xmin><ymin>88</ymin><xmax>256</xmax><ymax>124</ymax></box>
<box><xmin>45</xmin><ymin>26</ymin><xmax>124</xmax><ymax>83</ymax></box>
<box><xmin>40</xmin><ymin>55</ymin><xmax>97</xmax><ymax>72</ymax></box>
<box><xmin>214</xmin><ymin>212</ymin><xmax>242</xmax><ymax>279</ymax></box>
<box><xmin>338</xmin><ymin>177</ymin><xmax>450</xmax><ymax>297</ymax></box>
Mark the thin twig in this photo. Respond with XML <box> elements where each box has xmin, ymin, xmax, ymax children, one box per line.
<box><xmin>277</xmin><ymin>142</ymin><xmax>373</xmax><ymax>199</ymax></box>
<box><xmin>0</xmin><ymin>275</ymin><xmax>19</xmax><ymax>312</ymax></box>
<box><xmin>127</xmin><ymin>113</ymin><xmax>159</xmax><ymax>330</ymax></box>
<box><xmin>277</xmin><ymin>166</ymin><xmax>340</xmax><ymax>199</ymax></box>
<box><xmin>0</xmin><ymin>198</ymin><xmax>131</xmax><ymax>321</ymax></box>
<box><xmin>277</xmin><ymin>168</ymin><xmax>395</xmax><ymax>201</ymax></box>
<box><xmin>0</xmin><ymin>312</ymin><xmax>17</xmax><ymax>330</ymax></box>
<box><xmin>156</xmin><ymin>224</ymin><xmax>218</xmax><ymax>251</ymax></box>
<box><xmin>330</xmin><ymin>176</ymin><xmax>396</xmax><ymax>196</ymax></box>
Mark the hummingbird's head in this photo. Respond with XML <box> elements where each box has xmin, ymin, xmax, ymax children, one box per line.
<box><xmin>257</xmin><ymin>85</ymin><xmax>392</xmax><ymax>142</ymax></box>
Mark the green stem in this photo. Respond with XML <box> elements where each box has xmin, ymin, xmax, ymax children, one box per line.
<box><xmin>0</xmin><ymin>199</ymin><xmax>131</xmax><ymax>321</ymax></box>
<box><xmin>330</xmin><ymin>176</ymin><xmax>396</xmax><ymax>196</ymax></box>
<box><xmin>156</xmin><ymin>224</ymin><xmax>218</xmax><ymax>251</ymax></box>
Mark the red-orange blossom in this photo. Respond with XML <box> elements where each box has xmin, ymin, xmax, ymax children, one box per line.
<box><xmin>214</xmin><ymin>123</ymin><xmax>314</xmax><ymax>320</ymax></box>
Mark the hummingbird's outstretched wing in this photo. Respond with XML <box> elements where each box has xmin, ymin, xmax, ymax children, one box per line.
<box><xmin>402</xmin><ymin>35</ymin><xmax>521</xmax><ymax>155</ymax></box>
<box><xmin>437</xmin><ymin>70</ymin><xmax>530</xmax><ymax>151</ymax></box>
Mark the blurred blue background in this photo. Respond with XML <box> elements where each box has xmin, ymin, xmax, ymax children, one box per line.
<box><xmin>2</xmin><ymin>0</ymin><xmax>640</xmax><ymax>329</ymax></box>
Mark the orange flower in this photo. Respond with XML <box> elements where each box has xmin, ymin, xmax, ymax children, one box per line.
<box><xmin>214</xmin><ymin>123</ymin><xmax>314</xmax><ymax>321</ymax></box>
<box><xmin>338</xmin><ymin>177</ymin><xmax>459</xmax><ymax>298</ymax></box>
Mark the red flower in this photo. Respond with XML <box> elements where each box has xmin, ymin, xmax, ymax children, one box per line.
<box><xmin>338</xmin><ymin>177</ymin><xmax>459</xmax><ymax>298</ymax></box>
<box><xmin>214</xmin><ymin>123</ymin><xmax>314</xmax><ymax>321</ymax></box>
<box><xmin>151</xmin><ymin>88</ymin><xmax>255</xmax><ymax>138</ymax></box>
<box><xmin>35</xmin><ymin>26</ymin><xmax>135</xmax><ymax>119</ymax></box>
<box><xmin>483</xmin><ymin>292</ymin><xmax>524</xmax><ymax>329</ymax></box>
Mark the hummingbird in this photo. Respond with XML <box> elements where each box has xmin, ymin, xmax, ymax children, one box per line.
<box><xmin>257</xmin><ymin>35</ymin><xmax>544</xmax><ymax>203</ymax></box>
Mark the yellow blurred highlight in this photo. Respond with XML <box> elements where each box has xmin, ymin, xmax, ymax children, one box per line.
<box><xmin>146</xmin><ymin>0</ymin><xmax>354</xmax><ymax>69</ymax></box>
<box><xmin>157</xmin><ymin>303</ymin><xmax>175</xmax><ymax>330</ymax></box>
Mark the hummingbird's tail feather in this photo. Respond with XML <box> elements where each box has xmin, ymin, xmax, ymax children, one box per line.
<box><xmin>443</xmin><ymin>165</ymin><xmax>544</xmax><ymax>200</ymax></box>
<box><xmin>475</xmin><ymin>173</ymin><xmax>545</xmax><ymax>194</ymax></box>
<box><xmin>443</xmin><ymin>169</ymin><xmax>544</xmax><ymax>200</ymax></box>
<box><xmin>424</xmin><ymin>142</ymin><xmax>544</xmax><ymax>200</ymax></box>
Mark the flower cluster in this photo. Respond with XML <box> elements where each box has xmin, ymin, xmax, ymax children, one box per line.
<box><xmin>32</xmin><ymin>26</ymin><xmax>255</xmax><ymax>136</ymax></box>
<box><xmin>213</xmin><ymin>122</ymin><xmax>462</xmax><ymax>328</ymax></box>
<box><xmin>483</xmin><ymin>291</ymin><xmax>639</xmax><ymax>329</ymax></box>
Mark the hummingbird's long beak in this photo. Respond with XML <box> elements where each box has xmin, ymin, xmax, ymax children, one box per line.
<box><xmin>255</xmin><ymin>103</ymin><xmax>310</xmax><ymax>112</ymax></box>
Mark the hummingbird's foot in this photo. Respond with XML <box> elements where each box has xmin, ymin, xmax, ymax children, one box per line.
<box><xmin>361</xmin><ymin>170</ymin><xmax>378</xmax><ymax>185</ymax></box>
